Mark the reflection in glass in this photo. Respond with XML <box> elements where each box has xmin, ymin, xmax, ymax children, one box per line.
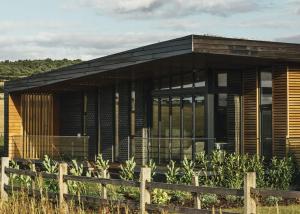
<box><xmin>217</xmin><ymin>73</ymin><xmax>227</xmax><ymax>87</ymax></box>
<box><xmin>195</xmin><ymin>96</ymin><xmax>205</xmax><ymax>153</ymax></box>
<box><xmin>183</xmin><ymin>97</ymin><xmax>193</xmax><ymax>159</ymax></box>
<box><xmin>218</xmin><ymin>93</ymin><xmax>228</xmax><ymax>107</ymax></box>
<box><xmin>171</xmin><ymin>97</ymin><xmax>181</xmax><ymax>161</ymax></box>
<box><xmin>194</xmin><ymin>70</ymin><xmax>206</xmax><ymax>88</ymax></box>
<box><xmin>151</xmin><ymin>98</ymin><xmax>159</xmax><ymax>161</ymax></box>
<box><xmin>260</xmin><ymin>72</ymin><xmax>272</xmax><ymax>105</ymax></box>
<box><xmin>160</xmin><ymin>97</ymin><xmax>170</xmax><ymax>162</ymax></box>
<box><xmin>183</xmin><ymin>73</ymin><xmax>193</xmax><ymax>88</ymax></box>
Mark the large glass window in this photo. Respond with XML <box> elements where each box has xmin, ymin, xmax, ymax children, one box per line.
<box><xmin>183</xmin><ymin>97</ymin><xmax>193</xmax><ymax>159</ymax></box>
<box><xmin>215</xmin><ymin>72</ymin><xmax>228</xmax><ymax>144</ymax></box>
<box><xmin>260</xmin><ymin>71</ymin><xmax>272</xmax><ymax>158</ymax></box>
<box><xmin>151</xmin><ymin>70</ymin><xmax>206</xmax><ymax>163</ymax></box>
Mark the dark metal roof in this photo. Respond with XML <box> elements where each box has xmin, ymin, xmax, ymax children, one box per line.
<box><xmin>5</xmin><ymin>35</ymin><xmax>300</xmax><ymax>92</ymax></box>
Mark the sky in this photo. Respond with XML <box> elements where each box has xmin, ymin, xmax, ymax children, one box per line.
<box><xmin>0</xmin><ymin>0</ymin><xmax>300</xmax><ymax>61</ymax></box>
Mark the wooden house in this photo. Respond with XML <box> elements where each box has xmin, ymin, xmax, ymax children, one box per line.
<box><xmin>4</xmin><ymin>35</ymin><xmax>300</xmax><ymax>164</ymax></box>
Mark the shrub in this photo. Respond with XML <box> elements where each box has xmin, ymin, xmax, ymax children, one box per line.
<box><xmin>95</xmin><ymin>153</ymin><xmax>110</xmax><ymax>178</ymax></box>
<box><xmin>152</xmin><ymin>189</ymin><xmax>171</xmax><ymax>205</ymax></box>
<box><xmin>223</xmin><ymin>153</ymin><xmax>248</xmax><ymax>188</ymax></box>
<box><xmin>120</xmin><ymin>157</ymin><xmax>136</xmax><ymax>181</ymax></box>
<box><xmin>264</xmin><ymin>196</ymin><xmax>283</xmax><ymax>206</ymax></box>
<box><xmin>201</xmin><ymin>193</ymin><xmax>220</xmax><ymax>208</ymax></box>
<box><xmin>146</xmin><ymin>159</ymin><xmax>157</xmax><ymax>179</ymax></box>
<box><xmin>180</xmin><ymin>156</ymin><xmax>195</xmax><ymax>185</ymax></box>
<box><xmin>210</xmin><ymin>150</ymin><xmax>226</xmax><ymax>186</ymax></box>
<box><xmin>165</xmin><ymin>160</ymin><xmax>179</xmax><ymax>184</ymax></box>
<box><xmin>68</xmin><ymin>159</ymin><xmax>88</xmax><ymax>195</ymax></box>
<box><xmin>246</xmin><ymin>155</ymin><xmax>265</xmax><ymax>188</ymax></box>
<box><xmin>267</xmin><ymin>157</ymin><xmax>295</xmax><ymax>190</ymax></box>
<box><xmin>42</xmin><ymin>155</ymin><xmax>58</xmax><ymax>192</ymax></box>
<box><xmin>195</xmin><ymin>152</ymin><xmax>209</xmax><ymax>185</ymax></box>
<box><xmin>9</xmin><ymin>160</ymin><xmax>32</xmax><ymax>188</ymax></box>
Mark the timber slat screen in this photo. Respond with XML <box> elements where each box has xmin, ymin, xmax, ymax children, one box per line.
<box><xmin>272</xmin><ymin>67</ymin><xmax>287</xmax><ymax>157</ymax></box>
<box><xmin>21</xmin><ymin>94</ymin><xmax>54</xmax><ymax>159</ymax></box>
<box><xmin>287</xmin><ymin>69</ymin><xmax>300</xmax><ymax>164</ymax></box>
<box><xmin>243</xmin><ymin>70</ymin><xmax>258</xmax><ymax>154</ymax></box>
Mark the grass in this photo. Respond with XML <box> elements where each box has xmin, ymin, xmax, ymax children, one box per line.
<box><xmin>226</xmin><ymin>205</ymin><xmax>300</xmax><ymax>214</ymax></box>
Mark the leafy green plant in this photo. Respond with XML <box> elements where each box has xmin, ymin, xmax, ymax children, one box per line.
<box><xmin>267</xmin><ymin>157</ymin><xmax>295</xmax><ymax>190</ymax></box>
<box><xmin>42</xmin><ymin>155</ymin><xmax>58</xmax><ymax>192</ymax></box>
<box><xmin>9</xmin><ymin>161</ymin><xmax>32</xmax><ymax>188</ymax></box>
<box><xmin>180</xmin><ymin>156</ymin><xmax>195</xmax><ymax>185</ymax></box>
<box><xmin>95</xmin><ymin>154</ymin><xmax>110</xmax><ymax>178</ymax></box>
<box><xmin>246</xmin><ymin>155</ymin><xmax>265</xmax><ymax>188</ymax></box>
<box><xmin>223</xmin><ymin>153</ymin><xmax>247</xmax><ymax>188</ymax></box>
<box><xmin>165</xmin><ymin>160</ymin><xmax>179</xmax><ymax>184</ymax></box>
<box><xmin>68</xmin><ymin>160</ymin><xmax>87</xmax><ymax>195</ymax></box>
<box><xmin>120</xmin><ymin>157</ymin><xmax>136</xmax><ymax>181</ymax></box>
<box><xmin>210</xmin><ymin>150</ymin><xmax>226</xmax><ymax>186</ymax></box>
<box><xmin>201</xmin><ymin>193</ymin><xmax>220</xmax><ymax>208</ymax></box>
<box><xmin>195</xmin><ymin>152</ymin><xmax>209</xmax><ymax>185</ymax></box>
<box><xmin>264</xmin><ymin>196</ymin><xmax>283</xmax><ymax>206</ymax></box>
<box><xmin>152</xmin><ymin>189</ymin><xmax>171</xmax><ymax>205</ymax></box>
<box><xmin>146</xmin><ymin>159</ymin><xmax>157</xmax><ymax>179</ymax></box>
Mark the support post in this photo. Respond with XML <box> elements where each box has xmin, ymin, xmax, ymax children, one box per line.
<box><xmin>192</xmin><ymin>175</ymin><xmax>201</xmax><ymax>209</ymax></box>
<box><xmin>1</xmin><ymin>157</ymin><xmax>9</xmax><ymax>201</ymax></box>
<box><xmin>101</xmin><ymin>170</ymin><xmax>107</xmax><ymax>200</ymax></box>
<box><xmin>58</xmin><ymin>163</ymin><xmax>68</xmax><ymax>210</ymax></box>
<box><xmin>244</xmin><ymin>172</ymin><xmax>256</xmax><ymax>214</ymax></box>
<box><xmin>140</xmin><ymin>167</ymin><xmax>151</xmax><ymax>214</ymax></box>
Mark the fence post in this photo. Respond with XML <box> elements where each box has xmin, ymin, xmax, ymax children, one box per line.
<box><xmin>1</xmin><ymin>157</ymin><xmax>9</xmax><ymax>201</ymax></box>
<box><xmin>58</xmin><ymin>163</ymin><xmax>68</xmax><ymax>210</ymax></box>
<box><xmin>192</xmin><ymin>175</ymin><xmax>201</xmax><ymax>209</ymax></box>
<box><xmin>140</xmin><ymin>167</ymin><xmax>151</xmax><ymax>214</ymax></box>
<box><xmin>101</xmin><ymin>169</ymin><xmax>107</xmax><ymax>200</ymax></box>
<box><xmin>244</xmin><ymin>172</ymin><xmax>256</xmax><ymax>214</ymax></box>
<box><xmin>29</xmin><ymin>162</ymin><xmax>36</xmax><ymax>189</ymax></box>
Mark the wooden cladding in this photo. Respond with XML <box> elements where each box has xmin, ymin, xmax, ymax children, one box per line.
<box><xmin>8</xmin><ymin>94</ymin><xmax>22</xmax><ymax>157</ymax></box>
<box><xmin>272</xmin><ymin>67</ymin><xmax>287</xmax><ymax>157</ymax></box>
<box><xmin>8</xmin><ymin>93</ymin><xmax>56</xmax><ymax>159</ymax></box>
<box><xmin>243</xmin><ymin>70</ymin><xmax>258</xmax><ymax>155</ymax></box>
<box><xmin>287</xmin><ymin>68</ymin><xmax>300</xmax><ymax>163</ymax></box>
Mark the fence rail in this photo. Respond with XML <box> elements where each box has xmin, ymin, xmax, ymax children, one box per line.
<box><xmin>1</xmin><ymin>157</ymin><xmax>300</xmax><ymax>214</ymax></box>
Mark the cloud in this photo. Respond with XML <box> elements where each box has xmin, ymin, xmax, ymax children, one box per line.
<box><xmin>68</xmin><ymin>0</ymin><xmax>260</xmax><ymax>18</ymax></box>
<box><xmin>276</xmin><ymin>34</ymin><xmax>300</xmax><ymax>44</ymax></box>
<box><xmin>0</xmin><ymin>32</ymin><xmax>184</xmax><ymax>61</ymax></box>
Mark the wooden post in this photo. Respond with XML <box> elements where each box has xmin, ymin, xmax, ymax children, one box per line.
<box><xmin>58</xmin><ymin>163</ymin><xmax>68</xmax><ymax>210</ymax></box>
<box><xmin>101</xmin><ymin>170</ymin><xmax>107</xmax><ymax>200</ymax></box>
<box><xmin>29</xmin><ymin>162</ymin><xmax>36</xmax><ymax>191</ymax></box>
<box><xmin>244</xmin><ymin>172</ymin><xmax>256</xmax><ymax>214</ymax></box>
<box><xmin>140</xmin><ymin>167</ymin><xmax>151</xmax><ymax>214</ymax></box>
<box><xmin>1</xmin><ymin>157</ymin><xmax>9</xmax><ymax>201</ymax></box>
<box><xmin>192</xmin><ymin>175</ymin><xmax>201</xmax><ymax>209</ymax></box>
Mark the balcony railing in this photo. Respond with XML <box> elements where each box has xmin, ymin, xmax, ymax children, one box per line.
<box><xmin>132</xmin><ymin>137</ymin><xmax>218</xmax><ymax>165</ymax></box>
<box><xmin>11</xmin><ymin>135</ymin><xmax>89</xmax><ymax>160</ymax></box>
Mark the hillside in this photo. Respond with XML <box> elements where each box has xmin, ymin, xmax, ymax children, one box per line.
<box><xmin>0</xmin><ymin>58</ymin><xmax>82</xmax><ymax>79</ymax></box>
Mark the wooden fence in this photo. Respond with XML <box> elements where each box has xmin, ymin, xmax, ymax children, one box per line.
<box><xmin>1</xmin><ymin>157</ymin><xmax>300</xmax><ymax>214</ymax></box>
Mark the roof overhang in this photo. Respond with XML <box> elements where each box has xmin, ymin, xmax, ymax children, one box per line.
<box><xmin>5</xmin><ymin>35</ymin><xmax>300</xmax><ymax>93</ymax></box>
